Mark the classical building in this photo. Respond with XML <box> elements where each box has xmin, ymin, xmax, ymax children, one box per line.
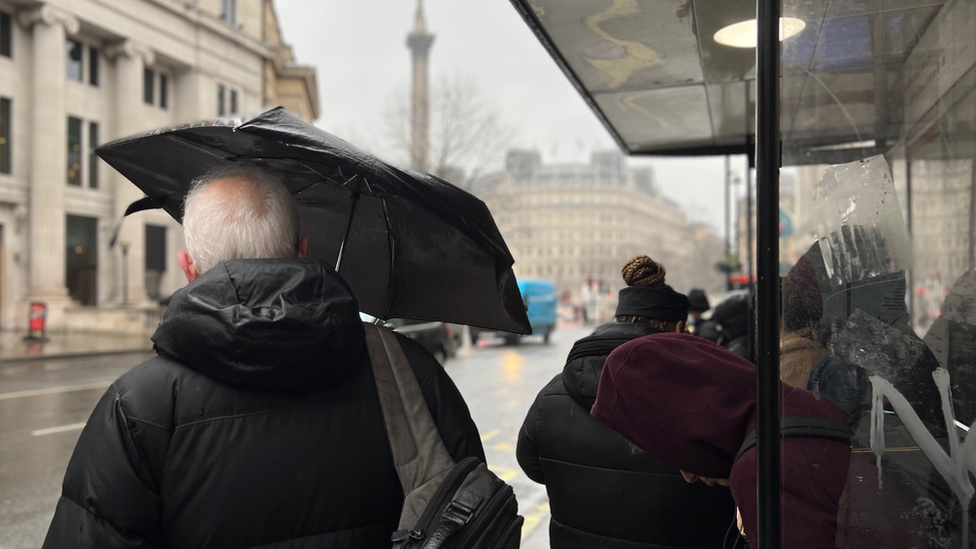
<box><xmin>475</xmin><ymin>150</ymin><xmax>725</xmax><ymax>301</ymax></box>
<box><xmin>0</xmin><ymin>0</ymin><xmax>318</xmax><ymax>332</ymax></box>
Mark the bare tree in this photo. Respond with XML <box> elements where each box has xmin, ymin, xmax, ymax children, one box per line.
<box><xmin>384</xmin><ymin>74</ymin><xmax>516</xmax><ymax>189</ymax></box>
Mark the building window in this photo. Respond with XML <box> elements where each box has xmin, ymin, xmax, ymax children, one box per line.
<box><xmin>67</xmin><ymin>117</ymin><xmax>82</xmax><ymax>186</ymax></box>
<box><xmin>145</xmin><ymin>224</ymin><xmax>167</xmax><ymax>300</ymax></box>
<box><xmin>230</xmin><ymin>89</ymin><xmax>238</xmax><ymax>114</ymax></box>
<box><xmin>66</xmin><ymin>215</ymin><xmax>98</xmax><ymax>306</ymax></box>
<box><xmin>144</xmin><ymin>68</ymin><xmax>154</xmax><ymax>104</ymax></box>
<box><xmin>0</xmin><ymin>11</ymin><xmax>12</xmax><ymax>58</ymax></box>
<box><xmin>66</xmin><ymin>39</ymin><xmax>83</xmax><ymax>81</ymax></box>
<box><xmin>159</xmin><ymin>74</ymin><xmax>168</xmax><ymax>109</ymax></box>
<box><xmin>220</xmin><ymin>0</ymin><xmax>236</xmax><ymax>24</ymax></box>
<box><xmin>89</xmin><ymin>46</ymin><xmax>99</xmax><ymax>86</ymax></box>
<box><xmin>0</xmin><ymin>97</ymin><xmax>9</xmax><ymax>174</ymax></box>
<box><xmin>88</xmin><ymin>122</ymin><xmax>99</xmax><ymax>189</ymax></box>
<box><xmin>217</xmin><ymin>84</ymin><xmax>226</xmax><ymax>116</ymax></box>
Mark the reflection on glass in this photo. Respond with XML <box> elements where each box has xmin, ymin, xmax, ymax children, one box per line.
<box><xmin>66</xmin><ymin>39</ymin><xmax>82</xmax><ymax>82</ymax></box>
<box><xmin>66</xmin><ymin>116</ymin><xmax>81</xmax><ymax>186</ymax></box>
<box><xmin>780</xmin><ymin>0</ymin><xmax>976</xmax><ymax>546</ymax></box>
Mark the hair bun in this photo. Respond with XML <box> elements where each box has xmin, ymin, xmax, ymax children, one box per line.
<box><xmin>622</xmin><ymin>255</ymin><xmax>666</xmax><ymax>287</ymax></box>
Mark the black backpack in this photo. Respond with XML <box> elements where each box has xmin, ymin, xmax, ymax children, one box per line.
<box><xmin>363</xmin><ymin>324</ymin><xmax>524</xmax><ymax>549</ymax></box>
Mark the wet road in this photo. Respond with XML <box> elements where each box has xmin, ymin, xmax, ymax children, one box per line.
<box><xmin>0</xmin><ymin>326</ymin><xmax>589</xmax><ymax>548</ymax></box>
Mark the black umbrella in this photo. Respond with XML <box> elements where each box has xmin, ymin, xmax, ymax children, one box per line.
<box><xmin>97</xmin><ymin>107</ymin><xmax>530</xmax><ymax>334</ymax></box>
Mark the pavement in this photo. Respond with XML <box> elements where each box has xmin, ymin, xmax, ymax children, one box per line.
<box><xmin>0</xmin><ymin>331</ymin><xmax>153</xmax><ymax>364</ymax></box>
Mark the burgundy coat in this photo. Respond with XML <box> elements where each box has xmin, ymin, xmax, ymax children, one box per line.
<box><xmin>591</xmin><ymin>333</ymin><xmax>851</xmax><ymax>548</ymax></box>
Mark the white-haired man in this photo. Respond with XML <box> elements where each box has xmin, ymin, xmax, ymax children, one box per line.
<box><xmin>43</xmin><ymin>167</ymin><xmax>485</xmax><ymax>548</ymax></box>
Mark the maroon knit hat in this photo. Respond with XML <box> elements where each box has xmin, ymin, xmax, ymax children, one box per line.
<box><xmin>592</xmin><ymin>333</ymin><xmax>756</xmax><ymax>478</ymax></box>
<box><xmin>592</xmin><ymin>332</ymin><xmax>852</xmax><ymax>547</ymax></box>
<box><xmin>592</xmin><ymin>332</ymin><xmax>848</xmax><ymax>477</ymax></box>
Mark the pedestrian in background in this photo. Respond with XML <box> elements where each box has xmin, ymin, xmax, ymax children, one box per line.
<box><xmin>694</xmin><ymin>293</ymin><xmax>752</xmax><ymax>361</ymax></box>
<box><xmin>42</xmin><ymin>167</ymin><xmax>484</xmax><ymax>549</ymax></box>
<box><xmin>517</xmin><ymin>255</ymin><xmax>737</xmax><ymax>548</ymax></box>
<box><xmin>687</xmin><ymin>288</ymin><xmax>710</xmax><ymax>331</ymax></box>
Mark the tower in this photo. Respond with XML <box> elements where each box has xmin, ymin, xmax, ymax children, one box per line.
<box><xmin>407</xmin><ymin>0</ymin><xmax>434</xmax><ymax>173</ymax></box>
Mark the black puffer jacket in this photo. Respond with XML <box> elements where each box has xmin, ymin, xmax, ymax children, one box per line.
<box><xmin>517</xmin><ymin>322</ymin><xmax>737</xmax><ymax>549</ymax></box>
<box><xmin>43</xmin><ymin>259</ymin><xmax>484</xmax><ymax>549</ymax></box>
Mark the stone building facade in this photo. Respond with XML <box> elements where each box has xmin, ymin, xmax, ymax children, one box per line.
<box><xmin>0</xmin><ymin>0</ymin><xmax>317</xmax><ymax>332</ymax></box>
<box><xmin>475</xmin><ymin>150</ymin><xmax>725</xmax><ymax>301</ymax></box>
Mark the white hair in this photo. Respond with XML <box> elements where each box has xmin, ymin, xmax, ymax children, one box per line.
<box><xmin>183</xmin><ymin>166</ymin><xmax>302</xmax><ymax>273</ymax></box>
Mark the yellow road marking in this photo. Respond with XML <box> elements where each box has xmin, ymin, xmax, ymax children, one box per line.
<box><xmin>480</xmin><ymin>429</ymin><xmax>500</xmax><ymax>443</ymax></box>
<box><xmin>489</xmin><ymin>466</ymin><xmax>521</xmax><ymax>482</ymax></box>
<box><xmin>521</xmin><ymin>502</ymin><xmax>551</xmax><ymax>539</ymax></box>
<box><xmin>491</xmin><ymin>442</ymin><xmax>515</xmax><ymax>453</ymax></box>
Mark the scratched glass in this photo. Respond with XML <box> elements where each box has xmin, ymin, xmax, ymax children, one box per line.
<box><xmin>781</xmin><ymin>0</ymin><xmax>976</xmax><ymax>547</ymax></box>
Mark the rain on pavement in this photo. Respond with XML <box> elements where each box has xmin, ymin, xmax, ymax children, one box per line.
<box><xmin>0</xmin><ymin>326</ymin><xmax>592</xmax><ymax>549</ymax></box>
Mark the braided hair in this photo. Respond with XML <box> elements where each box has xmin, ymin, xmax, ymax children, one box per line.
<box><xmin>616</xmin><ymin>255</ymin><xmax>679</xmax><ymax>330</ymax></box>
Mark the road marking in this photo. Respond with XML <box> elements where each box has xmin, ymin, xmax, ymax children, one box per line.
<box><xmin>32</xmin><ymin>422</ymin><xmax>87</xmax><ymax>436</ymax></box>
<box><xmin>480</xmin><ymin>429</ymin><xmax>500</xmax><ymax>443</ymax></box>
<box><xmin>521</xmin><ymin>502</ymin><xmax>550</xmax><ymax>539</ymax></box>
<box><xmin>0</xmin><ymin>380</ymin><xmax>112</xmax><ymax>401</ymax></box>
<box><xmin>488</xmin><ymin>466</ymin><xmax>521</xmax><ymax>482</ymax></box>
<box><xmin>491</xmin><ymin>442</ymin><xmax>515</xmax><ymax>453</ymax></box>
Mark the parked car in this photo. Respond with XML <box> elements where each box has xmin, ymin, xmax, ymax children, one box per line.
<box><xmin>360</xmin><ymin>313</ymin><xmax>455</xmax><ymax>364</ymax></box>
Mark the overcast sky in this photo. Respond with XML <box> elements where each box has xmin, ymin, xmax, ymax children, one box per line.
<box><xmin>275</xmin><ymin>0</ymin><xmax>749</xmax><ymax>235</ymax></box>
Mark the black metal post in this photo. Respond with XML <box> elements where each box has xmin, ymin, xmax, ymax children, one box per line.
<box><xmin>746</xmin><ymin>158</ymin><xmax>754</xmax><ymax>287</ymax></box>
<box><xmin>755</xmin><ymin>0</ymin><xmax>782</xmax><ymax>547</ymax></box>
<box><xmin>725</xmin><ymin>155</ymin><xmax>731</xmax><ymax>258</ymax></box>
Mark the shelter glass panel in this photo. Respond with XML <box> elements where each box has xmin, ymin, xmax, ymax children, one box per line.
<box><xmin>778</xmin><ymin>0</ymin><xmax>976</xmax><ymax>547</ymax></box>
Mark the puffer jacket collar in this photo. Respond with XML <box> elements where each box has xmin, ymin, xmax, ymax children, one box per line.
<box><xmin>153</xmin><ymin>258</ymin><xmax>366</xmax><ymax>394</ymax></box>
<box><xmin>562</xmin><ymin>322</ymin><xmax>662</xmax><ymax>411</ymax></box>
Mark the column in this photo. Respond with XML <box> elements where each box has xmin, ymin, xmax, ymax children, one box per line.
<box><xmin>19</xmin><ymin>5</ymin><xmax>79</xmax><ymax>310</ymax></box>
<box><xmin>106</xmin><ymin>40</ymin><xmax>153</xmax><ymax>305</ymax></box>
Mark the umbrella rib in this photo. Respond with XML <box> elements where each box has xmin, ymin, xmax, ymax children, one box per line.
<box><xmin>164</xmin><ymin>135</ymin><xmax>232</xmax><ymax>159</ymax></box>
<box><xmin>380</xmin><ymin>196</ymin><xmax>397</xmax><ymax>320</ymax></box>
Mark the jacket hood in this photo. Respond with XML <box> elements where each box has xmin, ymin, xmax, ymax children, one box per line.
<box><xmin>562</xmin><ymin>322</ymin><xmax>661</xmax><ymax>410</ymax></box>
<box><xmin>153</xmin><ymin>258</ymin><xmax>366</xmax><ymax>393</ymax></box>
<box><xmin>591</xmin><ymin>333</ymin><xmax>848</xmax><ymax>479</ymax></box>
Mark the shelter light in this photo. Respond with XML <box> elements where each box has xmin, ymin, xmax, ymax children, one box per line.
<box><xmin>713</xmin><ymin>18</ymin><xmax>806</xmax><ymax>48</ymax></box>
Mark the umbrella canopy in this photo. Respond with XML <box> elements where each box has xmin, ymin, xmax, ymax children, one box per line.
<box><xmin>97</xmin><ymin>107</ymin><xmax>530</xmax><ymax>334</ymax></box>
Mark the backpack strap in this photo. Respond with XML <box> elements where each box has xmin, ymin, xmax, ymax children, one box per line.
<box><xmin>363</xmin><ymin>323</ymin><xmax>455</xmax><ymax>495</ymax></box>
<box><xmin>734</xmin><ymin>416</ymin><xmax>854</xmax><ymax>462</ymax></box>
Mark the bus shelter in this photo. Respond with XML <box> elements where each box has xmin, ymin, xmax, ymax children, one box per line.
<box><xmin>510</xmin><ymin>0</ymin><xmax>976</xmax><ymax>547</ymax></box>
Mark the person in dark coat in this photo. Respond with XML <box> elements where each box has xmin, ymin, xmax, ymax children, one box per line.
<box><xmin>592</xmin><ymin>333</ymin><xmax>853</xmax><ymax>549</ymax></box>
<box><xmin>42</xmin><ymin>167</ymin><xmax>484</xmax><ymax>549</ymax></box>
<box><xmin>687</xmin><ymin>288</ymin><xmax>710</xmax><ymax>327</ymax></box>
<box><xmin>694</xmin><ymin>293</ymin><xmax>752</xmax><ymax>361</ymax></box>
<box><xmin>517</xmin><ymin>256</ymin><xmax>737</xmax><ymax>549</ymax></box>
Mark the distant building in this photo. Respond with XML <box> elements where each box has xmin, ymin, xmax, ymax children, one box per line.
<box><xmin>0</xmin><ymin>0</ymin><xmax>318</xmax><ymax>332</ymax></box>
<box><xmin>475</xmin><ymin>149</ymin><xmax>725</xmax><ymax>300</ymax></box>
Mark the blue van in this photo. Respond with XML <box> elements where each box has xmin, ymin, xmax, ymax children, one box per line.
<box><xmin>508</xmin><ymin>279</ymin><xmax>557</xmax><ymax>344</ymax></box>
